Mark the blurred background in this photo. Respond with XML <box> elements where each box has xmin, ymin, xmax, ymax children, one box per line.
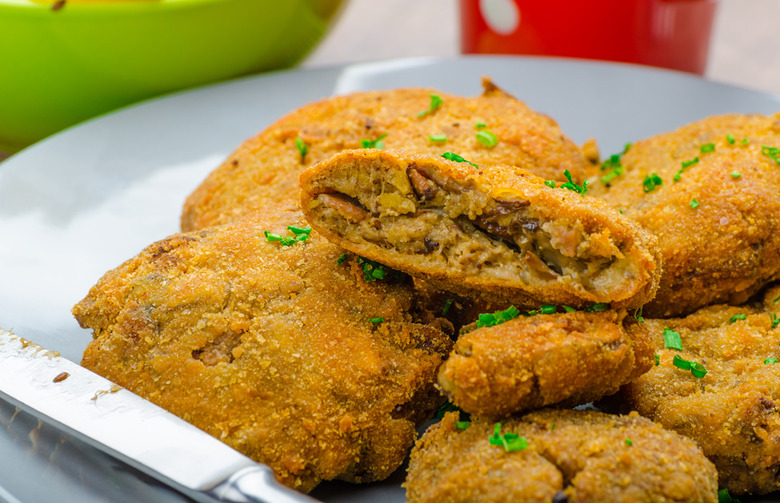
<box><xmin>304</xmin><ymin>0</ymin><xmax>780</xmax><ymax>95</ymax></box>
<box><xmin>0</xmin><ymin>0</ymin><xmax>778</xmax><ymax>161</ymax></box>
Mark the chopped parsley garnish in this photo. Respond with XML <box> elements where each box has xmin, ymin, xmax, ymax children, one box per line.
<box><xmin>442</xmin><ymin>300</ymin><xmax>453</xmax><ymax>316</ymax></box>
<box><xmin>361</xmin><ymin>134</ymin><xmax>387</xmax><ymax>149</ymax></box>
<box><xmin>441</xmin><ymin>152</ymin><xmax>479</xmax><ymax>168</ymax></box>
<box><xmin>674</xmin><ymin>157</ymin><xmax>699</xmax><ymax>182</ymax></box>
<box><xmin>771</xmin><ymin>313</ymin><xmax>780</xmax><ymax>329</ymax></box>
<box><xmin>476</xmin><ymin>129</ymin><xmax>499</xmax><ymax>148</ymax></box>
<box><xmin>700</xmin><ymin>143</ymin><xmax>716</xmax><ymax>153</ymax></box>
<box><xmin>544</xmin><ymin>180</ymin><xmax>557</xmax><ymax>188</ymax></box>
<box><xmin>654</xmin><ymin>354</ymin><xmax>660</xmax><ymax>366</ymax></box>
<box><xmin>563</xmin><ymin>306</ymin><xmax>576</xmax><ymax>313</ymax></box>
<box><xmin>624</xmin><ymin>438</ymin><xmax>633</xmax><ymax>446</ymax></box>
<box><xmin>370</xmin><ymin>317</ymin><xmax>385</xmax><ymax>324</ymax></box>
<box><xmin>264</xmin><ymin>225</ymin><xmax>311</xmax><ymax>246</ymax></box>
<box><xmin>730</xmin><ymin>171</ymin><xmax>742</xmax><ymax>179</ymax></box>
<box><xmin>718</xmin><ymin>488</ymin><xmax>742</xmax><ymax>503</ymax></box>
<box><xmin>583</xmin><ymin>303</ymin><xmax>609</xmax><ymax>312</ymax></box>
<box><xmin>475</xmin><ymin>121</ymin><xmax>487</xmax><ymax>129</ymax></box>
<box><xmin>287</xmin><ymin>225</ymin><xmax>312</xmax><ymax>237</ymax></box>
<box><xmin>337</xmin><ymin>253</ymin><xmax>349</xmax><ymax>265</ymax></box>
<box><xmin>673</xmin><ymin>354</ymin><xmax>708</xmax><ymax>378</ymax></box>
<box><xmin>765</xmin><ymin>357</ymin><xmax>778</xmax><ymax>365</ymax></box>
<box><xmin>539</xmin><ymin>305</ymin><xmax>556</xmax><ymax>315</ymax></box>
<box><xmin>729</xmin><ymin>313</ymin><xmax>747</xmax><ymax>324</ymax></box>
<box><xmin>775</xmin><ymin>294</ymin><xmax>780</xmax><ymax>303</ymax></box>
<box><xmin>689</xmin><ymin>198</ymin><xmax>700</xmax><ymax>209</ymax></box>
<box><xmin>295</xmin><ymin>137</ymin><xmax>308</xmax><ymax>161</ymax></box>
<box><xmin>642</xmin><ymin>173</ymin><xmax>663</xmax><ymax>193</ymax></box>
<box><xmin>434</xmin><ymin>401</ymin><xmax>461</xmax><ymax>420</ymax></box>
<box><xmin>762</xmin><ymin>145</ymin><xmax>780</xmax><ymax>164</ymax></box>
<box><xmin>418</xmin><ymin>94</ymin><xmax>443</xmax><ymax>117</ymax></box>
<box><xmin>455</xmin><ymin>421</ymin><xmax>471</xmax><ymax>430</ymax></box>
<box><xmin>600</xmin><ymin>143</ymin><xmax>631</xmax><ymax>184</ymax></box>
<box><xmin>356</xmin><ymin>256</ymin><xmax>389</xmax><ymax>282</ymax></box>
<box><xmin>489</xmin><ymin>423</ymin><xmax>528</xmax><ymax>452</ymax></box>
<box><xmin>429</xmin><ymin>134</ymin><xmax>447</xmax><ymax>143</ymax></box>
<box><xmin>633</xmin><ymin>306</ymin><xmax>645</xmax><ymax>323</ymax></box>
<box><xmin>741</xmin><ymin>138</ymin><xmax>750</xmax><ymax>145</ymax></box>
<box><xmin>663</xmin><ymin>328</ymin><xmax>683</xmax><ymax>351</ymax></box>
<box><xmin>477</xmin><ymin>305</ymin><xmax>521</xmax><ymax>328</ymax></box>
<box><xmin>726</xmin><ymin>134</ymin><xmax>736</xmax><ymax>145</ymax></box>
<box><xmin>559</xmin><ymin>169</ymin><xmax>589</xmax><ymax>195</ymax></box>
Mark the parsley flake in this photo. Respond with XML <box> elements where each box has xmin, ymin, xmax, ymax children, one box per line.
<box><xmin>441</xmin><ymin>152</ymin><xmax>479</xmax><ymax>168</ymax></box>
<box><xmin>264</xmin><ymin>225</ymin><xmax>311</xmax><ymax>246</ymax></box>
<box><xmin>356</xmin><ymin>256</ymin><xmax>388</xmax><ymax>282</ymax></box>
<box><xmin>673</xmin><ymin>354</ymin><xmax>708</xmax><ymax>378</ymax></box>
<box><xmin>663</xmin><ymin>328</ymin><xmax>683</xmax><ymax>351</ymax></box>
<box><xmin>729</xmin><ymin>313</ymin><xmax>747</xmax><ymax>324</ymax></box>
<box><xmin>700</xmin><ymin>143</ymin><xmax>716</xmax><ymax>154</ymax></box>
<box><xmin>429</xmin><ymin>134</ymin><xmax>447</xmax><ymax>143</ymax></box>
<box><xmin>455</xmin><ymin>421</ymin><xmax>471</xmax><ymax>430</ymax></box>
<box><xmin>418</xmin><ymin>94</ymin><xmax>443</xmax><ymax>117</ymax></box>
<box><xmin>337</xmin><ymin>253</ymin><xmax>349</xmax><ymax>265</ymax></box>
<box><xmin>771</xmin><ymin>313</ymin><xmax>780</xmax><ymax>329</ymax></box>
<box><xmin>539</xmin><ymin>305</ymin><xmax>556</xmax><ymax>315</ymax></box>
<box><xmin>690</xmin><ymin>198</ymin><xmax>700</xmax><ymax>209</ymax></box>
<box><xmin>718</xmin><ymin>488</ymin><xmax>742</xmax><ymax>503</ymax></box>
<box><xmin>477</xmin><ymin>306</ymin><xmax>521</xmax><ymax>328</ymax></box>
<box><xmin>599</xmin><ymin>144</ymin><xmax>631</xmax><ymax>184</ymax></box>
<box><xmin>762</xmin><ymin>145</ymin><xmax>780</xmax><ymax>164</ymax></box>
<box><xmin>765</xmin><ymin>357</ymin><xmax>778</xmax><ymax>365</ymax></box>
<box><xmin>475</xmin><ymin>121</ymin><xmax>487</xmax><ymax>129</ymax></box>
<box><xmin>730</xmin><ymin>171</ymin><xmax>742</xmax><ymax>179</ymax></box>
<box><xmin>370</xmin><ymin>317</ymin><xmax>385</xmax><ymax>324</ymax></box>
<box><xmin>642</xmin><ymin>173</ymin><xmax>663</xmax><ymax>193</ymax></box>
<box><xmin>489</xmin><ymin>423</ymin><xmax>528</xmax><ymax>452</ymax></box>
<box><xmin>624</xmin><ymin>438</ymin><xmax>633</xmax><ymax>446</ymax></box>
<box><xmin>544</xmin><ymin>180</ymin><xmax>557</xmax><ymax>188</ymax></box>
<box><xmin>295</xmin><ymin>137</ymin><xmax>308</xmax><ymax>161</ymax></box>
<box><xmin>726</xmin><ymin>134</ymin><xmax>736</xmax><ymax>145</ymax></box>
<box><xmin>476</xmin><ymin>129</ymin><xmax>499</xmax><ymax>148</ymax></box>
<box><xmin>633</xmin><ymin>306</ymin><xmax>645</xmax><ymax>323</ymax></box>
<box><xmin>442</xmin><ymin>300</ymin><xmax>453</xmax><ymax>316</ymax></box>
<box><xmin>559</xmin><ymin>169</ymin><xmax>589</xmax><ymax>195</ymax></box>
<box><xmin>584</xmin><ymin>303</ymin><xmax>609</xmax><ymax>312</ymax></box>
<box><xmin>654</xmin><ymin>354</ymin><xmax>660</xmax><ymax>366</ymax></box>
<box><xmin>361</xmin><ymin>134</ymin><xmax>387</xmax><ymax>149</ymax></box>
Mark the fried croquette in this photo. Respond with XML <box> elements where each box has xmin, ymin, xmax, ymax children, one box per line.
<box><xmin>405</xmin><ymin>409</ymin><xmax>718</xmax><ymax>503</ymax></box>
<box><xmin>603</xmin><ymin>284</ymin><xmax>780</xmax><ymax>495</ymax></box>
<box><xmin>299</xmin><ymin>148</ymin><xmax>661</xmax><ymax>310</ymax></box>
<box><xmin>72</xmin><ymin>204</ymin><xmax>453</xmax><ymax>493</ymax></box>
<box><xmin>589</xmin><ymin>113</ymin><xmax>780</xmax><ymax>317</ymax></box>
<box><xmin>181</xmin><ymin>78</ymin><xmax>594</xmax><ymax>231</ymax></box>
<box><xmin>437</xmin><ymin>310</ymin><xmax>653</xmax><ymax>419</ymax></box>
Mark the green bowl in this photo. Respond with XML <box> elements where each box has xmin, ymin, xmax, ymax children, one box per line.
<box><xmin>0</xmin><ymin>0</ymin><xmax>343</xmax><ymax>152</ymax></box>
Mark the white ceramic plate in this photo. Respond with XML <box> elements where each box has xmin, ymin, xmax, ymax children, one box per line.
<box><xmin>1</xmin><ymin>56</ymin><xmax>779</xmax><ymax>502</ymax></box>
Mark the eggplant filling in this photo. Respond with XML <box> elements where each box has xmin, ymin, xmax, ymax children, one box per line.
<box><xmin>309</xmin><ymin>164</ymin><xmax>639</xmax><ymax>296</ymax></box>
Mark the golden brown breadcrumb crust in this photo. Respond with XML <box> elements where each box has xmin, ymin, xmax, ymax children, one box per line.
<box><xmin>405</xmin><ymin>409</ymin><xmax>717</xmax><ymax>503</ymax></box>
<box><xmin>438</xmin><ymin>310</ymin><xmax>653</xmax><ymax>419</ymax></box>
<box><xmin>73</xmin><ymin>205</ymin><xmax>452</xmax><ymax>493</ymax></box>
<box><xmin>181</xmin><ymin>78</ymin><xmax>593</xmax><ymax>231</ymax></box>
<box><xmin>590</xmin><ymin>113</ymin><xmax>780</xmax><ymax>317</ymax></box>
<box><xmin>300</xmin><ymin>148</ymin><xmax>661</xmax><ymax>310</ymax></box>
<box><xmin>603</xmin><ymin>284</ymin><xmax>780</xmax><ymax>495</ymax></box>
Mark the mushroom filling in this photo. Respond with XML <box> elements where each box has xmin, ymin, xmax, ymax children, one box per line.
<box><xmin>310</xmin><ymin>164</ymin><xmax>635</xmax><ymax>294</ymax></box>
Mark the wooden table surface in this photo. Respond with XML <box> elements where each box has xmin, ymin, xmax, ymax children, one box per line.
<box><xmin>2</xmin><ymin>0</ymin><xmax>778</xmax><ymax>162</ymax></box>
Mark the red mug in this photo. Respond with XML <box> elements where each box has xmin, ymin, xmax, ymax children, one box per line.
<box><xmin>460</xmin><ymin>0</ymin><xmax>718</xmax><ymax>74</ymax></box>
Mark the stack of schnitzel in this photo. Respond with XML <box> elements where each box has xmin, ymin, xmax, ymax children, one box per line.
<box><xmin>72</xmin><ymin>79</ymin><xmax>780</xmax><ymax>500</ymax></box>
